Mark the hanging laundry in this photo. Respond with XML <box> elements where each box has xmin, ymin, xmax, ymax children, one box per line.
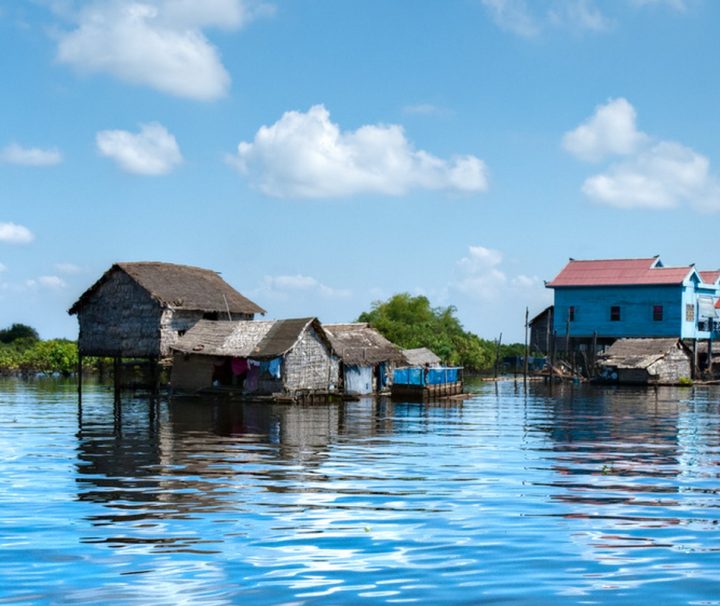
<box><xmin>268</xmin><ymin>357</ymin><xmax>282</xmax><ymax>379</ymax></box>
<box><xmin>231</xmin><ymin>357</ymin><xmax>249</xmax><ymax>376</ymax></box>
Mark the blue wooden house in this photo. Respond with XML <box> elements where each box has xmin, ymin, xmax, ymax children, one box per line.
<box><xmin>545</xmin><ymin>257</ymin><xmax>719</xmax><ymax>345</ymax></box>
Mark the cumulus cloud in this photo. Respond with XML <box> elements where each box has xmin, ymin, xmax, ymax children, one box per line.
<box><xmin>55</xmin><ymin>1</ymin><xmax>270</xmax><ymax>100</ymax></box>
<box><xmin>256</xmin><ymin>274</ymin><xmax>351</xmax><ymax>300</ymax></box>
<box><xmin>482</xmin><ymin>0</ymin><xmax>611</xmax><ymax>37</ymax></box>
<box><xmin>563</xmin><ymin>98</ymin><xmax>646</xmax><ymax>162</ymax></box>
<box><xmin>452</xmin><ymin>245</ymin><xmax>547</xmax><ymax>303</ymax></box>
<box><xmin>228</xmin><ymin>105</ymin><xmax>488</xmax><ymax>198</ymax></box>
<box><xmin>565</xmin><ymin>98</ymin><xmax>720</xmax><ymax>211</ymax></box>
<box><xmin>96</xmin><ymin>122</ymin><xmax>182</xmax><ymax>175</ymax></box>
<box><xmin>454</xmin><ymin>246</ymin><xmax>509</xmax><ymax>301</ymax></box>
<box><xmin>0</xmin><ymin>223</ymin><xmax>34</xmax><ymax>245</ymax></box>
<box><xmin>0</xmin><ymin>143</ymin><xmax>62</xmax><ymax>166</ymax></box>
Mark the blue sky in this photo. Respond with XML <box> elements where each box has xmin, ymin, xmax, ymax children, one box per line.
<box><xmin>1</xmin><ymin>0</ymin><xmax>719</xmax><ymax>342</ymax></box>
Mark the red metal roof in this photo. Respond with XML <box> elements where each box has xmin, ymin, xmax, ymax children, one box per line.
<box><xmin>547</xmin><ymin>258</ymin><xmax>694</xmax><ymax>287</ymax></box>
<box><xmin>700</xmin><ymin>271</ymin><xmax>720</xmax><ymax>285</ymax></box>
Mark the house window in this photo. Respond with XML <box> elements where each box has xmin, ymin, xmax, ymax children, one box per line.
<box><xmin>686</xmin><ymin>304</ymin><xmax>695</xmax><ymax>322</ymax></box>
<box><xmin>610</xmin><ymin>306</ymin><xmax>621</xmax><ymax>322</ymax></box>
<box><xmin>568</xmin><ymin>306</ymin><xmax>575</xmax><ymax>322</ymax></box>
<box><xmin>653</xmin><ymin>305</ymin><xmax>663</xmax><ymax>321</ymax></box>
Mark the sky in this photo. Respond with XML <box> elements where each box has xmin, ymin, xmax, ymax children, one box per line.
<box><xmin>1</xmin><ymin>0</ymin><xmax>719</xmax><ymax>342</ymax></box>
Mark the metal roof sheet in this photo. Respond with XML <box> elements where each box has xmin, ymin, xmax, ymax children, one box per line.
<box><xmin>547</xmin><ymin>258</ymin><xmax>694</xmax><ymax>287</ymax></box>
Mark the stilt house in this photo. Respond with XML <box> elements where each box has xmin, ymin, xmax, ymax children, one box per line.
<box><xmin>170</xmin><ymin>318</ymin><xmax>339</xmax><ymax>397</ymax></box>
<box><xmin>69</xmin><ymin>262</ymin><xmax>265</xmax><ymax>359</ymax></box>
<box><xmin>597</xmin><ymin>338</ymin><xmax>692</xmax><ymax>385</ymax></box>
<box><xmin>546</xmin><ymin>256</ymin><xmax>720</xmax><ymax>352</ymax></box>
<box><xmin>323</xmin><ymin>323</ymin><xmax>404</xmax><ymax>395</ymax></box>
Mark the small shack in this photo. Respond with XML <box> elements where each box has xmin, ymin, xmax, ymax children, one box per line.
<box><xmin>69</xmin><ymin>262</ymin><xmax>265</xmax><ymax>393</ymax></box>
<box><xmin>529</xmin><ymin>305</ymin><xmax>554</xmax><ymax>355</ymax></box>
<box><xmin>323</xmin><ymin>323</ymin><xmax>404</xmax><ymax>395</ymax></box>
<box><xmin>170</xmin><ymin>318</ymin><xmax>340</xmax><ymax>400</ymax></box>
<box><xmin>69</xmin><ymin>262</ymin><xmax>265</xmax><ymax>359</ymax></box>
<box><xmin>400</xmin><ymin>347</ymin><xmax>442</xmax><ymax>367</ymax></box>
<box><xmin>597</xmin><ymin>338</ymin><xmax>692</xmax><ymax>385</ymax></box>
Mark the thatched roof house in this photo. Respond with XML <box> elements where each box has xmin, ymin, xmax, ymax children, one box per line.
<box><xmin>401</xmin><ymin>347</ymin><xmax>442</xmax><ymax>367</ymax></box>
<box><xmin>170</xmin><ymin>318</ymin><xmax>339</xmax><ymax>396</ymax></box>
<box><xmin>323</xmin><ymin>323</ymin><xmax>404</xmax><ymax>394</ymax></box>
<box><xmin>597</xmin><ymin>338</ymin><xmax>692</xmax><ymax>385</ymax></box>
<box><xmin>69</xmin><ymin>262</ymin><xmax>265</xmax><ymax>358</ymax></box>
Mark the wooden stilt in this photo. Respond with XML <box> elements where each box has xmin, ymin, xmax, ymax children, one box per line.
<box><xmin>113</xmin><ymin>356</ymin><xmax>121</xmax><ymax>403</ymax></box>
<box><xmin>77</xmin><ymin>353</ymin><xmax>83</xmax><ymax>402</ymax></box>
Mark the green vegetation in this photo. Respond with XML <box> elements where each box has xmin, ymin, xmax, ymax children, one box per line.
<box><xmin>0</xmin><ymin>333</ymin><xmax>79</xmax><ymax>377</ymax></box>
<box><xmin>357</xmin><ymin>293</ymin><xmax>526</xmax><ymax>372</ymax></box>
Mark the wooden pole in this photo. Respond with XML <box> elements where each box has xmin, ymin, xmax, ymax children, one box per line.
<box><xmin>591</xmin><ymin>331</ymin><xmax>597</xmax><ymax>379</ymax></box>
<box><xmin>77</xmin><ymin>353</ymin><xmax>83</xmax><ymax>402</ymax></box>
<box><xmin>113</xmin><ymin>356</ymin><xmax>121</xmax><ymax>403</ymax></box>
<box><xmin>524</xmin><ymin>307</ymin><xmax>529</xmax><ymax>383</ymax></box>
<box><xmin>494</xmin><ymin>333</ymin><xmax>502</xmax><ymax>379</ymax></box>
<box><xmin>692</xmin><ymin>339</ymin><xmax>698</xmax><ymax>380</ymax></box>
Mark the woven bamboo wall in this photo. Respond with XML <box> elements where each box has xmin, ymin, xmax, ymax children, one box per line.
<box><xmin>284</xmin><ymin>327</ymin><xmax>339</xmax><ymax>391</ymax></box>
<box><xmin>77</xmin><ymin>271</ymin><xmax>163</xmax><ymax>357</ymax></box>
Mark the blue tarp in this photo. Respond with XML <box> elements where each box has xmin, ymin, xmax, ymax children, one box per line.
<box><xmin>393</xmin><ymin>367</ymin><xmax>461</xmax><ymax>386</ymax></box>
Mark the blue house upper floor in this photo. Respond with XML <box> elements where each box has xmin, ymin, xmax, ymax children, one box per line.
<box><xmin>546</xmin><ymin>257</ymin><xmax>720</xmax><ymax>341</ymax></box>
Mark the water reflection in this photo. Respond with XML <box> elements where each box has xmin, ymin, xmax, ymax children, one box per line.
<box><xmin>3</xmin><ymin>378</ymin><xmax>720</xmax><ymax>605</ymax></box>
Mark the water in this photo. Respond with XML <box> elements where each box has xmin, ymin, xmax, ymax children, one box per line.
<box><xmin>1</xmin><ymin>378</ymin><xmax>719</xmax><ymax>605</ymax></box>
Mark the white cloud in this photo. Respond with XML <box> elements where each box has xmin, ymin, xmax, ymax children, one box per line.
<box><xmin>482</xmin><ymin>0</ymin><xmax>541</xmax><ymax>37</ymax></box>
<box><xmin>454</xmin><ymin>246</ymin><xmax>508</xmax><ymax>301</ymax></box>
<box><xmin>55</xmin><ymin>1</ymin><xmax>270</xmax><ymax>100</ymax></box>
<box><xmin>549</xmin><ymin>0</ymin><xmax>612</xmax><ymax>33</ymax></box>
<box><xmin>452</xmin><ymin>245</ymin><xmax>548</xmax><ymax>303</ymax></box>
<box><xmin>0</xmin><ymin>143</ymin><xmax>62</xmax><ymax>166</ymax></box>
<box><xmin>566</xmin><ymin>99</ymin><xmax>720</xmax><ymax>211</ymax></box>
<box><xmin>482</xmin><ymin>0</ymin><xmax>611</xmax><ymax>37</ymax></box>
<box><xmin>563</xmin><ymin>98</ymin><xmax>647</xmax><ymax>162</ymax></box>
<box><xmin>37</xmin><ymin>275</ymin><xmax>67</xmax><ymax>289</ymax></box>
<box><xmin>257</xmin><ymin>274</ymin><xmax>351</xmax><ymax>300</ymax></box>
<box><xmin>55</xmin><ymin>262</ymin><xmax>83</xmax><ymax>274</ymax></box>
<box><xmin>402</xmin><ymin>103</ymin><xmax>447</xmax><ymax>117</ymax></box>
<box><xmin>0</xmin><ymin>223</ymin><xmax>34</xmax><ymax>245</ymax></box>
<box><xmin>96</xmin><ymin>122</ymin><xmax>182</xmax><ymax>175</ymax></box>
<box><xmin>228</xmin><ymin>105</ymin><xmax>488</xmax><ymax>198</ymax></box>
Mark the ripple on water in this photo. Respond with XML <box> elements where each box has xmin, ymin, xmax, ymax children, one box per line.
<box><xmin>1</xmin><ymin>379</ymin><xmax>720</xmax><ymax>604</ymax></box>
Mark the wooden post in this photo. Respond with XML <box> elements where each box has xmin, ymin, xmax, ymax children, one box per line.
<box><xmin>113</xmin><ymin>356</ymin><xmax>121</xmax><ymax>403</ymax></box>
<box><xmin>77</xmin><ymin>353</ymin><xmax>83</xmax><ymax>401</ymax></box>
<box><xmin>692</xmin><ymin>339</ymin><xmax>697</xmax><ymax>380</ymax></box>
<box><xmin>565</xmin><ymin>315</ymin><xmax>571</xmax><ymax>365</ymax></box>
<box><xmin>151</xmin><ymin>356</ymin><xmax>160</xmax><ymax>395</ymax></box>
<box><xmin>707</xmin><ymin>337</ymin><xmax>713</xmax><ymax>374</ymax></box>
<box><xmin>591</xmin><ymin>331</ymin><xmax>597</xmax><ymax>379</ymax></box>
<box><xmin>494</xmin><ymin>333</ymin><xmax>502</xmax><ymax>379</ymax></box>
<box><xmin>524</xmin><ymin>307</ymin><xmax>529</xmax><ymax>383</ymax></box>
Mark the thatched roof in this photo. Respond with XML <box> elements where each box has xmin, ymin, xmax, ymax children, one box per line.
<box><xmin>323</xmin><ymin>323</ymin><xmax>404</xmax><ymax>365</ymax></box>
<box><xmin>401</xmin><ymin>347</ymin><xmax>441</xmax><ymax>367</ymax></box>
<box><xmin>172</xmin><ymin>317</ymin><xmax>330</xmax><ymax>358</ymax></box>
<box><xmin>69</xmin><ymin>262</ymin><xmax>265</xmax><ymax>315</ymax></box>
<box><xmin>598</xmin><ymin>338</ymin><xmax>689</xmax><ymax>370</ymax></box>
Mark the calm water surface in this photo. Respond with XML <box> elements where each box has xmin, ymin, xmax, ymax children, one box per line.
<box><xmin>1</xmin><ymin>378</ymin><xmax>719</xmax><ymax>604</ymax></box>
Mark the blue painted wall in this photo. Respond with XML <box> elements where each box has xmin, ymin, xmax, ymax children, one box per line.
<box><xmin>552</xmin><ymin>279</ymin><xmax>718</xmax><ymax>339</ymax></box>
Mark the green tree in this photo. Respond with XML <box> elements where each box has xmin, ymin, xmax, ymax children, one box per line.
<box><xmin>357</xmin><ymin>293</ymin><xmax>501</xmax><ymax>371</ymax></box>
<box><xmin>0</xmin><ymin>323</ymin><xmax>39</xmax><ymax>345</ymax></box>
